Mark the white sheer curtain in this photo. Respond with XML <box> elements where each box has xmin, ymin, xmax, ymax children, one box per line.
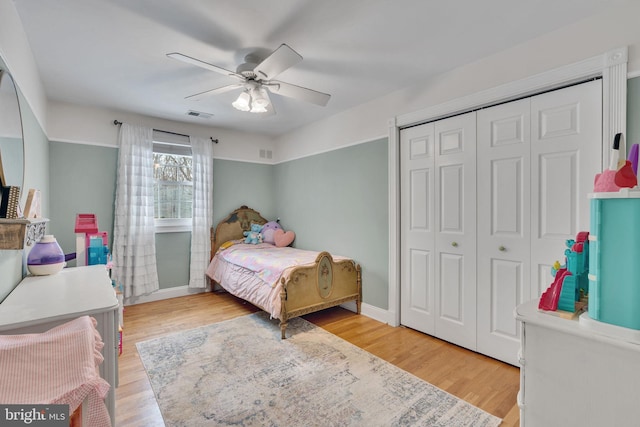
<box><xmin>112</xmin><ymin>123</ymin><xmax>160</xmax><ymax>298</ymax></box>
<box><xmin>188</xmin><ymin>136</ymin><xmax>214</xmax><ymax>288</ymax></box>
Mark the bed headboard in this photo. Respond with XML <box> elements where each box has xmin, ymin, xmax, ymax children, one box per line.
<box><xmin>210</xmin><ymin>205</ymin><xmax>268</xmax><ymax>259</ymax></box>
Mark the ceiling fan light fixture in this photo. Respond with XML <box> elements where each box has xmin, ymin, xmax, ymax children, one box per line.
<box><xmin>171</xmin><ymin>44</ymin><xmax>331</xmax><ymax>116</ymax></box>
<box><xmin>251</xmin><ymin>87</ymin><xmax>269</xmax><ymax>108</ymax></box>
<box><xmin>232</xmin><ymin>91</ymin><xmax>251</xmax><ymax>111</ymax></box>
<box><xmin>250</xmin><ymin>103</ymin><xmax>268</xmax><ymax>113</ymax></box>
<box><xmin>248</xmin><ymin>87</ymin><xmax>269</xmax><ymax>113</ymax></box>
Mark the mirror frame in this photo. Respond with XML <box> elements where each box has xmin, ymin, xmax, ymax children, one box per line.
<box><xmin>0</xmin><ymin>58</ymin><xmax>25</xmax><ymax>193</ymax></box>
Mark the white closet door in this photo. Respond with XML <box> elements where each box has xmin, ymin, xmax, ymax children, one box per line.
<box><xmin>476</xmin><ymin>80</ymin><xmax>602</xmax><ymax>366</ymax></box>
<box><xmin>400</xmin><ymin>123</ymin><xmax>436</xmax><ymax>334</ymax></box>
<box><xmin>530</xmin><ymin>80</ymin><xmax>602</xmax><ymax>298</ymax></box>
<box><xmin>433</xmin><ymin>112</ymin><xmax>477</xmax><ymax>350</ymax></box>
<box><xmin>400</xmin><ymin>112</ymin><xmax>476</xmax><ymax>350</ymax></box>
<box><xmin>477</xmin><ymin>98</ymin><xmax>531</xmax><ymax>366</ymax></box>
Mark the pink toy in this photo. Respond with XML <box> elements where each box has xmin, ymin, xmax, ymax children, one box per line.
<box><xmin>595</xmin><ymin>133</ymin><xmax>627</xmax><ymax>192</ymax></box>
<box><xmin>614</xmin><ymin>160</ymin><xmax>637</xmax><ymax>188</ymax></box>
<box><xmin>594</xmin><ymin>169</ymin><xmax>620</xmax><ymax>192</ymax></box>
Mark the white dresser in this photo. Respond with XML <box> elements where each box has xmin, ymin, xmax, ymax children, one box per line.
<box><xmin>515</xmin><ymin>299</ymin><xmax>640</xmax><ymax>427</ymax></box>
<box><xmin>0</xmin><ymin>265</ymin><xmax>119</xmax><ymax>426</ymax></box>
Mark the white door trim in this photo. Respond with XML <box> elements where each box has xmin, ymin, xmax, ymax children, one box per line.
<box><xmin>387</xmin><ymin>46</ymin><xmax>628</xmax><ymax>327</ymax></box>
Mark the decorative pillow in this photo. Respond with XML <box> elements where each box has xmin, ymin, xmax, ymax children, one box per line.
<box><xmin>219</xmin><ymin>240</ymin><xmax>236</xmax><ymax>251</ymax></box>
<box><xmin>274</xmin><ymin>229</ymin><xmax>296</xmax><ymax>247</ymax></box>
<box><xmin>261</xmin><ymin>221</ymin><xmax>282</xmax><ymax>245</ymax></box>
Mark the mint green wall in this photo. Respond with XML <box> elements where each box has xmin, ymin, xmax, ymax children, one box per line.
<box><xmin>49</xmin><ymin>141</ymin><xmax>190</xmax><ymax>290</ymax></box>
<box><xmin>49</xmin><ymin>142</ymin><xmax>117</xmax><ymax>262</ymax></box>
<box><xmin>628</xmin><ymin>77</ymin><xmax>640</xmax><ymax>148</ymax></box>
<box><xmin>212</xmin><ymin>159</ymin><xmax>276</xmax><ymax>224</ymax></box>
<box><xmin>155</xmin><ymin>232</ymin><xmax>191</xmax><ymax>288</ymax></box>
<box><xmin>47</xmin><ymin>145</ymin><xmax>275</xmax><ymax>289</ymax></box>
<box><xmin>47</xmin><ymin>138</ymin><xmax>387</xmax><ymax>307</ymax></box>
<box><xmin>0</xmin><ymin>137</ymin><xmax>23</xmax><ymax>187</ymax></box>
<box><xmin>50</xmin><ymin>140</ymin><xmax>389</xmax><ymax>306</ymax></box>
<box><xmin>274</xmin><ymin>138</ymin><xmax>389</xmax><ymax>309</ymax></box>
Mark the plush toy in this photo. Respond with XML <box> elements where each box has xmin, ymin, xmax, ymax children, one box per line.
<box><xmin>243</xmin><ymin>223</ymin><xmax>264</xmax><ymax>244</ymax></box>
<box><xmin>261</xmin><ymin>221</ymin><xmax>283</xmax><ymax>245</ymax></box>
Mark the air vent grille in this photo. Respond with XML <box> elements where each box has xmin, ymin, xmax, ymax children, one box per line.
<box><xmin>259</xmin><ymin>149</ymin><xmax>273</xmax><ymax>159</ymax></box>
<box><xmin>186</xmin><ymin>110</ymin><xmax>213</xmax><ymax>119</ymax></box>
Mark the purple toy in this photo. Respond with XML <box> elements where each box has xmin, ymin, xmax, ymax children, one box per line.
<box><xmin>261</xmin><ymin>221</ymin><xmax>282</xmax><ymax>244</ymax></box>
<box><xmin>628</xmin><ymin>143</ymin><xmax>639</xmax><ymax>176</ymax></box>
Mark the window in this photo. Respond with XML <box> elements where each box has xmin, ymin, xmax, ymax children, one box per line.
<box><xmin>152</xmin><ymin>132</ymin><xmax>192</xmax><ymax>232</ymax></box>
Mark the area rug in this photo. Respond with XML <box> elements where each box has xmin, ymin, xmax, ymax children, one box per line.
<box><xmin>136</xmin><ymin>312</ymin><xmax>502</xmax><ymax>426</ymax></box>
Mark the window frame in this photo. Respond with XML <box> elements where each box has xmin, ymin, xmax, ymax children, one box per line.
<box><xmin>152</xmin><ymin>132</ymin><xmax>193</xmax><ymax>233</ymax></box>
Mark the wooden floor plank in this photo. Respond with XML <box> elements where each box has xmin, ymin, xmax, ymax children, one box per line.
<box><xmin>115</xmin><ymin>292</ymin><xmax>519</xmax><ymax>426</ymax></box>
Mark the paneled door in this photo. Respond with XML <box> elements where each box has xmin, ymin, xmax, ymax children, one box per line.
<box><xmin>477</xmin><ymin>80</ymin><xmax>602</xmax><ymax>365</ymax></box>
<box><xmin>401</xmin><ymin>112</ymin><xmax>477</xmax><ymax>350</ymax></box>
<box><xmin>400</xmin><ymin>122</ymin><xmax>436</xmax><ymax>335</ymax></box>
<box><xmin>529</xmin><ymin>80</ymin><xmax>602</xmax><ymax>298</ymax></box>
<box><xmin>477</xmin><ymin>98</ymin><xmax>532</xmax><ymax>365</ymax></box>
<box><xmin>433</xmin><ymin>113</ymin><xmax>477</xmax><ymax>350</ymax></box>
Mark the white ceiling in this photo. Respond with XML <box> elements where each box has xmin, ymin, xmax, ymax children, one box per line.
<box><xmin>13</xmin><ymin>0</ymin><xmax>630</xmax><ymax>136</ymax></box>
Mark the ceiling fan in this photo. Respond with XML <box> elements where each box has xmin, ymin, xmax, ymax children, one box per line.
<box><xmin>167</xmin><ymin>44</ymin><xmax>330</xmax><ymax>114</ymax></box>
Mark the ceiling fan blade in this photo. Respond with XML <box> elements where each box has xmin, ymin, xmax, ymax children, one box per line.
<box><xmin>167</xmin><ymin>52</ymin><xmax>242</xmax><ymax>79</ymax></box>
<box><xmin>185</xmin><ymin>84</ymin><xmax>243</xmax><ymax>100</ymax></box>
<box><xmin>253</xmin><ymin>44</ymin><xmax>302</xmax><ymax>81</ymax></box>
<box><xmin>267</xmin><ymin>81</ymin><xmax>331</xmax><ymax>106</ymax></box>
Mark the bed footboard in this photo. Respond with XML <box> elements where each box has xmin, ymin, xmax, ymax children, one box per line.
<box><xmin>278</xmin><ymin>251</ymin><xmax>361</xmax><ymax>339</ymax></box>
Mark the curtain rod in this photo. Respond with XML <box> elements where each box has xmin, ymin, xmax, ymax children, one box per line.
<box><xmin>113</xmin><ymin>120</ymin><xmax>219</xmax><ymax>144</ymax></box>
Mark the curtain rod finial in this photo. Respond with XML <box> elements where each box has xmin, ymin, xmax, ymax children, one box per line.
<box><xmin>210</xmin><ymin>137</ymin><xmax>219</xmax><ymax>144</ymax></box>
<box><xmin>113</xmin><ymin>120</ymin><xmax>122</xmax><ymax>126</ymax></box>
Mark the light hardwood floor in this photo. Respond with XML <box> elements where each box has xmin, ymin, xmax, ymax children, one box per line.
<box><xmin>115</xmin><ymin>292</ymin><xmax>520</xmax><ymax>426</ymax></box>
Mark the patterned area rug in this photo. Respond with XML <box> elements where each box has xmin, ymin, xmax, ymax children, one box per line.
<box><xmin>136</xmin><ymin>313</ymin><xmax>502</xmax><ymax>426</ymax></box>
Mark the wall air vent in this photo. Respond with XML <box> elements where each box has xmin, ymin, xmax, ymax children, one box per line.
<box><xmin>186</xmin><ymin>110</ymin><xmax>213</xmax><ymax>119</ymax></box>
<box><xmin>259</xmin><ymin>149</ymin><xmax>273</xmax><ymax>159</ymax></box>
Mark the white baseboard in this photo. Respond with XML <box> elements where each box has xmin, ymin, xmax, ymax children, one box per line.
<box><xmin>125</xmin><ymin>286</ymin><xmax>394</xmax><ymax>327</ymax></box>
<box><xmin>360</xmin><ymin>302</ymin><xmax>393</xmax><ymax>324</ymax></box>
<box><xmin>124</xmin><ymin>284</ymin><xmax>209</xmax><ymax>306</ymax></box>
<box><xmin>338</xmin><ymin>300</ymin><xmax>392</xmax><ymax>325</ymax></box>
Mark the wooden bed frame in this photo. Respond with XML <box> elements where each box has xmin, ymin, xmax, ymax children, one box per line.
<box><xmin>209</xmin><ymin>206</ymin><xmax>362</xmax><ymax>338</ymax></box>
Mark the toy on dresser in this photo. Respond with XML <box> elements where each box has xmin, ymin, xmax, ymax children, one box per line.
<box><xmin>587</xmin><ymin>131</ymin><xmax>640</xmax><ymax>330</ymax></box>
<box><xmin>538</xmin><ymin>231</ymin><xmax>589</xmax><ymax>317</ymax></box>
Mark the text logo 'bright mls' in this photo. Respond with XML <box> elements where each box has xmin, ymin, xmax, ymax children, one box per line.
<box><xmin>1</xmin><ymin>405</ymin><xmax>68</xmax><ymax>426</ymax></box>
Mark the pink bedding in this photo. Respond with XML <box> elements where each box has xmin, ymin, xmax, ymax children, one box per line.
<box><xmin>206</xmin><ymin>242</ymin><xmax>347</xmax><ymax>318</ymax></box>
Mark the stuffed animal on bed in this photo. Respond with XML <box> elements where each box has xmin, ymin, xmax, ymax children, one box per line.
<box><xmin>274</xmin><ymin>229</ymin><xmax>296</xmax><ymax>247</ymax></box>
<box><xmin>243</xmin><ymin>223</ymin><xmax>264</xmax><ymax>244</ymax></box>
<box><xmin>261</xmin><ymin>221</ymin><xmax>283</xmax><ymax>245</ymax></box>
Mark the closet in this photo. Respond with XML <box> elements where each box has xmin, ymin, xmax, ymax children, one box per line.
<box><xmin>400</xmin><ymin>80</ymin><xmax>602</xmax><ymax>365</ymax></box>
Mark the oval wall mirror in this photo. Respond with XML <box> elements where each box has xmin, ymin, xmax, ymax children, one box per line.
<box><xmin>0</xmin><ymin>56</ymin><xmax>25</xmax><ymax>191</ymax></box>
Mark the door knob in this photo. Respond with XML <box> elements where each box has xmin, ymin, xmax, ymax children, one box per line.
<box><xmin>451</xmin><ymin>242</ymin><xmax>458</xmax><ymax>247</ymax></box>
<box><xmin>499</xmin><ymin>245</ymin><xmax>506</xmax><ymax>252</ymax></box>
